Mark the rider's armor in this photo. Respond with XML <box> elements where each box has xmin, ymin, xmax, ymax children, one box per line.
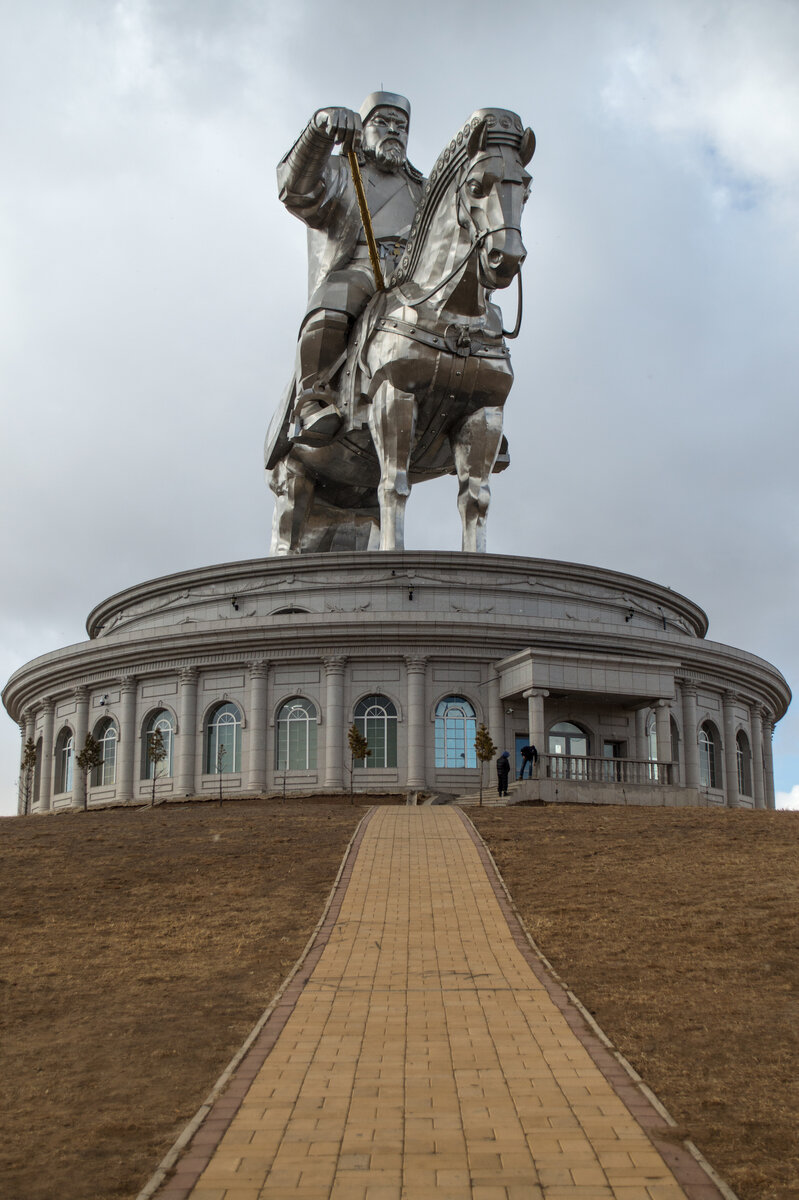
<box><xmin>277</xmin><ymin>94</ymin><xmax>425</xmax><ymax>444</ymax></box>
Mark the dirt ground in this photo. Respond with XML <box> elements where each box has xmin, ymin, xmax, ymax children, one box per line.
<box><xmin>472</xmin><ymin>804</ymin><xmax>799</xmax><ymax>1200</ymax></box>
<box><xmin>0</xmin><ymin>797</ymin><xmax>365</xmax><ymax>1200</ymax></box>
<box><xmin>2</xmin><ymin>800</ymin><xmax>797</xmax><ymax>1200</ymax></box>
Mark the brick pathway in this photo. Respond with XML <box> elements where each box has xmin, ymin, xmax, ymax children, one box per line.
<box><xmin>154</xmin><ymin>807</ymin><xmax>729</xmax><ymax>1200</ymax></box>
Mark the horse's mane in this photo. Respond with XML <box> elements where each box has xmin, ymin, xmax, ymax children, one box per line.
<box><xmin>388</xmin><ymin>108</ymin><xmax>528</xmax><ymax>290</ymax></box>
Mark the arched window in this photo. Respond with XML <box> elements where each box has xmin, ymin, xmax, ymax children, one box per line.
<box><xmin>353</xmin><ymin>695</ymin><xmax>397</xmax><ymax>769</ymax></box>
<box><xmin>736</xmin><ymin>731</ymin><xmax>752</xmax><ymax>796</ymax></box>
<box><xmin>699</xmin><ymin>722</ymin><xmax>720</xmax><ymax>789</ymax></box>
<box><xmin>548</xmin><ymin>722</ymin><xmax>590</xmax><ymax>757</ymax></box>
<box><xmin>92</xmin><ymin>718</ymin><xmax>118</xmax><ymax>786</ymax></box>
<box><xmin>206</xmin><ymin>702</ymin><xmax>241</xmax><ymax>774</ymax></box>
<box><xmin>276</xmin><ymin>698</ymin><xmax>318</xmax><ymax>770</ymax></box>
<box><xmin>435</xmin><ymin>696</ymin><xmax>477</xmax><ymax>768</ymax></box>
<box><xmin>143</xmin><ymin>710</ymin><xmax>174</xmax><ymax>779</ymax></box>
<box><xmin>55</xmin><ymin>728</ymin><xmax>74</xmax><ymax>794</ymax></box>
<box><xmin>646</xmin><ymin>712</ymin><xmax>658</xmax><ymax>760</ymax></box>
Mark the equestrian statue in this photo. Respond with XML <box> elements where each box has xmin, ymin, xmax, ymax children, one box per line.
<box><xmin>265</xmin><ymin>91</ymin><xmax>535</xmax><ymax>554</ymax></box>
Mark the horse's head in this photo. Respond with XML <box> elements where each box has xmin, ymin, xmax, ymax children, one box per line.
<box><xmin>389</xmin><ymin>108</ymin><xmax>535</xmax><ymax>308</ymax></box>
<box><xmin>459</xmin><ymin>112</ymin><xmax>535</xmax><ymax>291</ymax></box>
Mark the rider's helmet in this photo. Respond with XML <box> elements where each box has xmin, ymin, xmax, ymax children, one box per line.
<box><xmin>359</xmin><ymin>92</ymin><xmax>411</xmax><ymax>127</ymax></box>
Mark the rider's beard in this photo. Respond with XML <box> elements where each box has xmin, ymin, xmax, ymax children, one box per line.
<box><xmin>367</xmin><ymin>138</ymin><xmax>404</xmax><ymax>172</ymax></box>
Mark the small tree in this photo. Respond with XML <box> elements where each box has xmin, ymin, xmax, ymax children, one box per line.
<box><xmin>20</xmin><ymin>737</ymin><xmax>38</xmax><ymax>815</ymax></box>
<box><xmin>347</xmin><ymin>723</ymin><xmax>371</xmax><ymax>803</ymax></box>
<box><xmin>216</xmin><ymin>741</ymin><xmax>227</xmax><ymax>807</ymax></box>
<box><xmin>474</xmin><ymin>723</ymin><xmax>497</xmax><ymax>807</ymax></box>
<box><xmin>76</xmin><ymin>733</ymin><xmax>104</xmax><ymax>811</ymax></box>
<box><xmin>147</xmin><ymin>728</ymin><xmax>167</xmax><ymax>807</ymax></box>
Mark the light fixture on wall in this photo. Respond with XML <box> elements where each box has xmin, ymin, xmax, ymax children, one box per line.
<box><xmin>98</xmin><ymin>694</ymin><xmax>109</xmax><ymax>706</ymax></box>
<box><xmin>231</xmin><ymin>596</ymin><xmax>239</xmax><ymax>611</ymax></box>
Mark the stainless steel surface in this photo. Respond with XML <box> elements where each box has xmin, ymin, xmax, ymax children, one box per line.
<box><xmin>266</xmin><ymin>105</ymin><xmax>535</xmax><ymax>555</ymax></box>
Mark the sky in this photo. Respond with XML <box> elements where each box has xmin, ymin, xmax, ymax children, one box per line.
<box><xmin>1</xmin><ymin>0</ymin><xmax>798</xmax><ymax>814</ymax></box>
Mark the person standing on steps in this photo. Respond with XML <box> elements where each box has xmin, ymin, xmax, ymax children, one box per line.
<box><xmin>496</xmin><ymin>750</ymin><xmax>511</xmax><ymax>797</ymax></box>
<box><xmin>519</xmin><ymin>743</ymin><xmax>538</xmax><ymax>780</ymax></box>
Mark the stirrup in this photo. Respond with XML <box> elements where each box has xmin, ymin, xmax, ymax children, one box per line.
<box><xmin>290</xmin><ymin>399</ymin><xmax>343</xmax><ymax>446</ymax></box>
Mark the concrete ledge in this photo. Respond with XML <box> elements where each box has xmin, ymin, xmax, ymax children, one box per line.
<box><xmin>513</xmin><ymin>777</ymin><xmax>707</xmax><ymax>807</ymax></box>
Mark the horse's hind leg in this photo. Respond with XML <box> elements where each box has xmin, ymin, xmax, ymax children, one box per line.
<box><xmin>368</xmin><ymin>381</ymin><xmax>417</xmax><ymax>551</ymax></box>
<box><xmin>452</xmin><ymin>406</ymin><xmax>504</xmax><ymax>553</ymax></box>
<box><xmin>268</xmin><ymin>457</ymin><xmax>315</xmax><ymax>555</ymax></box>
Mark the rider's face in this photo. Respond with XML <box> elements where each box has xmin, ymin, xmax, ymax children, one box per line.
<box><xmin>362</xmin><ymin>107</ymin><xmax>409</xmax><ymax>171</ymax></box>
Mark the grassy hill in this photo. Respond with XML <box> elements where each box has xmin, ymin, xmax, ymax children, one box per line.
<box><xmin>1</xmin><ymin>799</ymin><xmax>797</xmax><ymax>1200</ymax></box>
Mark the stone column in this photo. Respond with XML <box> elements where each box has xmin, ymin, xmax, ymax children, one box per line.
<box><xmin>39</xmin><ymin>697</ymin><xmax>55</xmax><ymax>812</ymax></box>
<box><xmin>722</xmin><ymin>690</ymin><xmax>739</xmax><ymax>808</ymax></box>
<box><xmin>488</xmin><ymin>674</ymin><xmax>504</xmax><ymax>754</ymax></box>
<box><xmin>523</xmin><ymin>689</ymin><xmax>548</xmax><ymax>751</ymax></box>
<box><xmin>750</xmin><ymin>703</ymin><xmax>766</xmax><ymax>810</ymax></box>
<box><xmin>405</xmin><ymin>657</ymin><xmax>427</xmax><ymax>788</ymax></box>
<box><xmin>71</xmin><ymin>686</ymin><xmax>90</xmax><ymax>810</ymax></box>
<box><xmin>247</xmin><ymin>661</ymin><xmax>268</xmax><ymax>794</ymax></box>
<box><xmin>634</xmin><ymin>707</ymin><xmax>649</xmax><ymax>761</ymax></box>
<box><xmin>762</xmin><ymin>710</ymin><xmax>775</xmax><ymax>811</ymax></box>
<box><xmin>18</xmin><ymin>710</ymin><xmax>35</xmax><ymax>814</ymax></box>
<box><xmin>176</xmin><ymin>668</ymin><xmax>199</xmax><ymax>797</ymax></box>
<box><xmin>523</xmin><ymin>689</ymin><xmax>548</xmax><ymax>773</ymax></box>
<box><xmin>323</xmin><ymin>656</ymin><xmax>347</xmax><ymax>790</ymax></box>
<box><xmin>680</xmin><ymin>682</ymin><xmax>700</xmax><ymax>789</ymax></box>
<box><xmin>655</xmin><ymin>699</ymin><xmax>672</xmax><ymax>781</ymax></box>
<box><xmin>117</xmin><ymin>676</ymin><xmax>138</xmax><ymax>803</ymax></box>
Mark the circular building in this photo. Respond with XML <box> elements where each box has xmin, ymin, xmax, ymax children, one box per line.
<box><xmin>4</xmin><ymin>551</ymin><xmax>789</xmax><ymax>813</ymax></box>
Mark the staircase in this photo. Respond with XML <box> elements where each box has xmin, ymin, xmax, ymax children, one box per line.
<box><xmin>451</xmin><ymin>778</ymin><xmax>526</xmax><ymax>807</ymax></box>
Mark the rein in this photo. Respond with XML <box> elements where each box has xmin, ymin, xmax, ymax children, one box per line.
<box><xmin>403</xmin><ymin>222</ymin><xmax>525</xmax><ymax>339</ymax></box>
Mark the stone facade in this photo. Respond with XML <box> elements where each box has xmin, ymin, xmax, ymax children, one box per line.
<box><xmin>4</xmin><ymin>552</ymin><xmax>790</xmax><ymax>813</ymax></box>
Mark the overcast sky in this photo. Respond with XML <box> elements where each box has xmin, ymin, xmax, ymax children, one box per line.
<box><xmin>2</xmin><ymin>0</ymin><xmax>798</xmax><ymax>814</ymax></box>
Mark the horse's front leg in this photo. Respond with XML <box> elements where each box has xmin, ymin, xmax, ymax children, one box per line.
<box><xmin>451</xmin><ymin>406</ymin><xmax>504</xmax><ymax>553</ymax></box>
<box><xmin>268</xmin><ymin>456</ymin><xmax>315</xmax><ymax>555</ymax></box>
<box><xmin>368</xmin><ymin>380</ymin><xmax>417</xmax><ymax>551</ymax></box>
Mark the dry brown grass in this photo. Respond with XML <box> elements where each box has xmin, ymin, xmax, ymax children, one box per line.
<box><xmin>2</xmin><ymin>799</ymin><xmax>797</xmax><ymax>1200</ymax></box>
<box><xmin>471</xmin><ymin>804</ymin><xmax>799</xmax><ymax>1200</ymax></box>
<box><xmin>0</xmin><ymin>798</ymin><xmax>364</xmax><ymax>1200</ymax></box>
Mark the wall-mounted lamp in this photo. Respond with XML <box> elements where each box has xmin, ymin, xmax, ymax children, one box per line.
<box><xmin>99</xmin><ymin>694</ymin><xmax>109</xmax><ymax>706</ymax></box>
<box><xmin>408</xmin><ymin>587</ymin><xmax>414</xmax><ymax>601</ymax></box>
<box><xmin>625</xmin><ymin>609</ymin><xmax>634</xmax><ymax>623</ymax></box>
<box><xmin>231</xmin><ymin>597</ymin><xmax>239</xmax><ymax>611</ymax></box>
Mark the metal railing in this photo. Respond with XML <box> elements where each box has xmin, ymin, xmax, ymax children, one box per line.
<box><xmin>542</xmin><ymin>755</ymin><xmax>677</xmax><ymax>786</ymax></box>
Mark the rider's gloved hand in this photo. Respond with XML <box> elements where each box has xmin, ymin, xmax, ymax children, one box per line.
<box><xmin>314</xmin><ymin>107</ymin><xmax>363</xmax><ymax>154</ymax></box>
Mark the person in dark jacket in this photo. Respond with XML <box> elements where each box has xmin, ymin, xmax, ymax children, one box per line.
<box><xmin>496</xmin><ymin>751</ymin><xmax>511</xmax><ymax>797</ymax></box>
<box><xmin>519</xmin><ymin>743</ymin><xmax>538</xmax><ymax>779</ymax></box>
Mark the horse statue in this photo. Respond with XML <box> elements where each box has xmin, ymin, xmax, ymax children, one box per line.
<box><xmin>265</xmin><ymin>108</ymin><xmax>535</xmax><ymax>555</ymax></box>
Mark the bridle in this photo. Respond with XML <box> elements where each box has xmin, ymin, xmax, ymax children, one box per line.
<box><xmin>402</xmin><ymin>213</ymin><xmax>525</xmax><ymax>339</ymax></box>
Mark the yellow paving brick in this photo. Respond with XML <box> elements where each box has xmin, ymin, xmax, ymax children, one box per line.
<box><xmin>177</xmin><ymin>809</ymin><xmax>698</xmax><ymax>1199</ymax></box>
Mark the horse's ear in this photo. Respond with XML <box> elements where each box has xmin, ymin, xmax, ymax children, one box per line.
<box><xmin>520</xmin><ymin>127</ymin><xmax>536</xmax><ymax>165</ymax></box>
<box><xmin>467</xmin><ymin>118</ymin><xmax>489</xmax><ymax>158</ymax></box>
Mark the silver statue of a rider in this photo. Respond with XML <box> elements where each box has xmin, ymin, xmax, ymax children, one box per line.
<box><xmin>275</xmin><ymin>90</ymin><xmax>425</xmax><ymax>447</ymax></box>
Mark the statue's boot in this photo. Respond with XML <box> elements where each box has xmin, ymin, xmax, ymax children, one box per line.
<box><xmin>290</xmin><ymin>310</ymin><xmax>349</xmax><ymax>445</ymax></box>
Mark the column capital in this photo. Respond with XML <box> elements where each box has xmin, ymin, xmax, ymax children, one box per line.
<box><xmin>179</xmin><ymin>667</ymin><xmax>199</xmax><ymax>685</ymax></box>
<box><xmin>404</xmin><ymin>656</ymin><xmax>427</xmax><ymax>674</ymax></box>
<box><xmin>248</xmin><ymin>659</ymin><xmax>269</xmax><ymax>678</ymax></box>
<box><xmin>74</xmin><ymin>685</ymin><xmax>89</xmax><ymax>703</ymax></box>
<box><xmin>323</xmin><ymin>655</ymin><xmax>347</xmax><ymax>673</ymax></box>
<box><xmin>679</xmin><ymin>680</ymin><xmax>697</xmax><ymax>698</ymax></box>
<box><xmin>523</xmin><ymin>688</ymin><xmax>549</xmax><ymax>700</ymax></box>
<box><xmin>722</xmin><ymin>688</ymin><xmax>737</xmax><ymax>704</ymax></box>
<box><xmin>655</xmin><ymin>697</ymin><xmax>671</xmax><ymax>709</ymax></box>
<box><xmin>41</xmin><ymin>696</ymin><xmax>55</xmax><ymax>715</ymax></box>
<box><xmin>119</xmin><ymin>675</ymin><xmax>137</xmax><ymax>694</ymax></box>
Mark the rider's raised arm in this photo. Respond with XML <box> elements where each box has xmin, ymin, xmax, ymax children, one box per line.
<box><xmin>277</xmin><ymin>108</ymin><xmax>361</xmax><ymax>225</ymax></box>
